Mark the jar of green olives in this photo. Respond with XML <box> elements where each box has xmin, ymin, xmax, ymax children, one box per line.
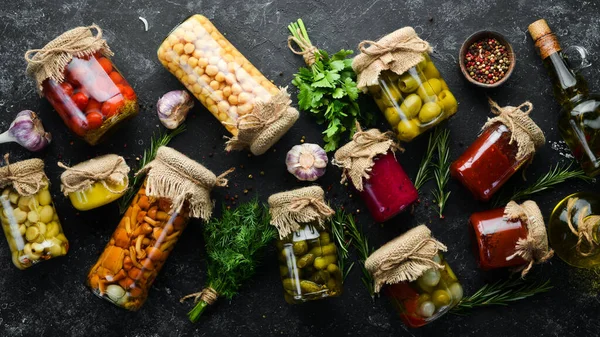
<box><xmin>365</xmin><ymin>225</ymin><xmax>462</xmax><ymax>328</ymax></box>
<box><xmin>268</xmin><ymin>186</ymin><xmax>342</xmax><ymax>304</ymax></box>
<box><xmin>0</xmin><ymin>157</ymin><xmax>68</xmax><ymax>269</ymax></box>
<box><xmin>353</xmin><ymin>27</ymin><xmax>458</xmax><ymax>142</ymax></box>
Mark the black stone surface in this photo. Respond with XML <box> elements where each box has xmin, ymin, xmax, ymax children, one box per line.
<box><xmin>0</xmin><ymin>0</ymin><xmax>599</xmax><ymax>336</ymax></box>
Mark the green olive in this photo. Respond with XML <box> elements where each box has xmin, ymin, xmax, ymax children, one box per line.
<box><xmin>416</xmin><ymin>58</ymin><xmax>428</xmax><ymax>72</ymax></box>
<box><xmin>432</xmin><ymin>289</ymin><xmax>451</xmax><ymax>308</ymax></box>
<box><xmin>397</xmin><ymin>119</ymin><xmax>421</xmax><ymax>141</ymax></box>
<box><xmin>292</xmin><ymin>241</ymin><xmax>308</xmax><ymax>255</ymax></box>
<box><xmin>438</xmin><ymin>90</ymin><xmax>458</xmax><ymax>115</ymax></box>
<box><xmin>427</xmin><ymin>78</ymin><xmax>443</xmax><ymax>95</ymax></box>
<box><xmin>439</xmin><ymin>79</ymin><xmax>450</xmax><ymax>91</ymax></box>
<box><xmin>378</xmin><ymin>83</ymin><xmax>402</xmax><ymax>107</ymax></box>
<box><xmin>399</xmin><ymin>94</ymin><xmax>422</xmax><ymax>119</ymax></box>
<box><xmin>419</xmin><ymin>102</ymin><xmax>443</xmax><ymax>123</ymax></box>
<box><xmin>423</xmin><ymin>62</ymin><xmax>441</xmax><ymax>79</ymax></box>
<box><xmin>383</xmin><ymin>70</ymin><xmax>400</xmax><ymax>83</ymax></box>
<box><xmin>384</xmin><ymin>107</ymin><xmax>401</xmax><ymax>126</ymax></box>
<box><xmin>368</xmin><ymin>85</ymin><xmax>382</xmax><ymax>97</ymax></box>
<box><xmin>449</xmin><ymin>282</ymin><xmax>464</xmax><ymax>301</ymax></box>
<box><xmin>397</xmin><ymin>73</ymin><xmax>420</xmax><ymax>93</ymax></box>
<box><xmin>417</xmin><ymin>83</ymin><xmax>439</xmax><ymax>103</ymax></box>
<box><xmin>314</xmin><ymin>255</ymin><xmax>337</xmax><ymax>270</ymax></box>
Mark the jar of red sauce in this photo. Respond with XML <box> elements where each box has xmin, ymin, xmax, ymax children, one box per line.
<box><xmin>334</xmin><ymin>127</ymin><xmax>418</xmax><ymax>223</ymax></box>
<box><xmin>470</xmin><ymin>200</ymin><xmax>553</xmax><ymax>274</ymax></box>
<box><xmin>450</xmin><ymin>100</ymin><xmax>544</xmax><ymax>201</ymax></box>
<box><xmin>25</xmin><ymin>25</ymin><xmax>139</xmax><ymax>145</ymax></box>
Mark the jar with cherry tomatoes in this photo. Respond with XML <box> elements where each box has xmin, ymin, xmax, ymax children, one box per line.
<box><xmin>25</xmin><ymin>25</ymin><xmax>138</xmax><ymax>145</ymax></box>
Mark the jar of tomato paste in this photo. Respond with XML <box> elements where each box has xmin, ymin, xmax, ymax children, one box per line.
<box><xmin>25</xmin><ymin>25</ymin><xmax>138</xmax><ymax>145</ymax></box>
<box><xmin>451</xmin><ymin>99</ymin><xmax>545</xmax><ymax>201</ymax></box>
<box><xmin>470</xmin><ymin>200</ymin><xmax>553</xmax><ymax>274</ymax></box>
<box><xmin>334</xmin><ymin>126</ymin><xmax>418</xmax><ymax>222</ymax></box>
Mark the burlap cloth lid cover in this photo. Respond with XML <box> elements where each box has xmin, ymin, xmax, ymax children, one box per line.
<box><xmin>352</xmin><ymin>27</ymin><xmax>431</xmax><ymax>92</ymax></box>
<box><xmin>484</xmin><ymin>98</ymin><xmax>545</xmax><ymax>162</ymax></box>
<box><xmin>268</xmin><ymin>186</ymin><xmax>334</xmax><ymax>239</ymax></box>
<box><xmin>333</xmin><ymin>124</ymin><xmax>401</xmax><ymax>191</ymax></box>
<box><xmin>365</xmin><ymin>225</ymin><xmax>447</xmax><ymax>293</ymax></box>
<box><xmin>224</xmin><ymin>87</ymin><xmax>299</xmax><ymax>156</ymax></box>
<box><xmin>0</xmin><ymin>155</ymin><xmax>48</xmax><ymax>197</ymax></box>
<box><xmin>136</xmin><ymin>146</ymin><xmax>233</xmax><ymax>221</ymax></box>
<box><xmin>504</xmin><ymin>200</ymin><xmax>553</xmax><ymax>277</ymax></box>
<box><xmin>58</xmin><ymin>154</ymin><xmax>130</xmax><ymax>195</ymax></box>
<box><xmin>25</xmin><ymin>24</ymin><xmax>112</xmax><ymax>93</ymax></box>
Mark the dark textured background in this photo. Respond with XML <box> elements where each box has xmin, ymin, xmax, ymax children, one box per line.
<box><xmin>0</xmin><ymin>0</ymin><xmax>599</xmax><ymax>336</ymax></box>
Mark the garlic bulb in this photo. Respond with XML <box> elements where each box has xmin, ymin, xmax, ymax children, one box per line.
<box><xmin>0</xmin><ymin>110</ymin><xmax>51</xmax><ymax>152</ymax></box>
<box><xmin>157</xmin><ymin>90</ymin><xmax>194</xmax><ymax>129</ymax></box>
<box><xmin>286</xmin><ymin>143</ymin><xmax>328</xmax><ymax>181</ymax></box>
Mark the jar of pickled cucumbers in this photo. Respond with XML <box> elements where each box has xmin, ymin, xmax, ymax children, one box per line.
<box><xmin>334</xmin><ymin>127</ymin><xmax>417</xmax><ymax>222</ymax></box>
<box><xmin>86</xmin><ymin>146</ymin><xmax>232</xmax><ymax>310</ymax></box>
<box><xmin>158</xmin><ymin>15</ymin><xmax>298</xmax><ymax>155</ymax></box>
<box><xmin>353</xmin><ymin>27</ymin><xmax>458</xmax><ymax>142</ymax></box>
<box><xmin>451</xmin><ymin>99</ymin><xmax>545</xmax><ymax>201</ymax></box>
<box><xmin>365</xmin><ymin>225</ymin><xmax>462</xmax><ymax>328</ymax></box>
<box><xmin>25</xmin><ymin>25</ymin><xmax>138</xmax><ymax>145</ymax></box>
<box><xmin>548</xmin><ymin>192</ymin><xmax>600</xmax><ymax>269</ymax></box>
<box><xmin>268</xmin><ymin>186</ymin><xmax>342</xmax><ymax>304</ymax></box>
<box><xmin>0</xmin><ymin>157</ymin><xmax>68</xmax><ymax>269</ymax></box>
<box><xmin>470</xmin><ymin>201</ymin><xmax>553</xmax><ymax>274</ymax></box>
<box><xmin>59</xmin><ymin>154</ymin><xmax>129</xmax><ymax>211</ymax></box>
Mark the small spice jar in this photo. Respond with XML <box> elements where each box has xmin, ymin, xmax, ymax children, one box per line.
<box><xmin>353</xmin><ymin>27</ymin><xmax>458</xmax><ymax>142</ymax></box>
<box><xmin>158</xmin><ymin>15</ymin><xmax>298</xmax><ymax>155</ymax></box>
<box><xmin>86</xmin><ymin>147</ymin><xmax>232</xmax><ymax>310</ymax></box>
<box><xmin>470</xmin><ymin>200</ymin><xmax>553</xmax><ymax>274</ymax></box>
<box><xmin>451</xmin><ymin>99</ymin><xmax>545</xmax><ymax>201</ymax></box>
<box><xmin>365</xmin><ymin>225</ymin><xmax>462</xmax><ymax>328</ymax></box>
<box><xmin>268</xmin><ymin>186</ymin><xmax>342</xmax><ymax>304</ymax></box>
<box><xmin>548</xmin><ymin>192</ymin><xmax>600</xmax><ymax>269</ymax></box>
<box><xmin>25</xmin><ymin>25</ymin><xmax>138</xmax><ymax>145</ymax></box>
<box><xmin>334</xmin><ymin>125</ymin><xmax>418</xmax><ymax>222</ymax></box>
<box><xmin>0</xmin><ymin>156</ymin><xmax>68</xmax><ymax>269</ymax></box>
<box><xmin>59</xmin><ymin>154</ymin><xmax>129</xmax><ymax>211</ymax></box>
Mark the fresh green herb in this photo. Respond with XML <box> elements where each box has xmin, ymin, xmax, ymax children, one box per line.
<box><xmin>451</xmin><ymin>278</ymin><xmax>552</xmax><ymax>314</ymax></box>
<box><xmin>414</xmin><ymin>128</ymin><xmax>442</xmax><ymax>191</ymax></box>
<box><xmin>344</xmin><ymin>213</ymin><xmax>376</xmax><ymax>299</ymax></box>
<box><xmin>184</xmin><ymin>199</ymin><xmax>277</xmax><ymax>323</ymax></box>
<box><xmin>494</xmin><ymin>162</ymin><xmax>592</xmax><ymax>206</ymax></box>
<box><xmin>117</xmin><ymin>124</ymin><xmax>186</xmax><ymax>214</ymax></box>
<box><xmin>432</xmin><ymin>128</ymin><xmax>451</xmax><ymax>218</ymax></box>
<box><xmin>330</xmin><ymin>209</ymin><xmax>354</xmax><ymax>281</ymax></box>
<box><xmin>288</xmin><ymin>19</ymin><xmax>371</xmax><ymax>151</ymax></box>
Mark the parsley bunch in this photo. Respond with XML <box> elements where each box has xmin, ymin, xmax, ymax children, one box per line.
<box><xmin>288</xmin><ymin>19</ymin><xmax>371</xmax><ymax>151</ymax></box>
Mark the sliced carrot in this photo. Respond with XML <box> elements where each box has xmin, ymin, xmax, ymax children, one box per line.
<box><xmin>100</xmin><ymin>246</ymin><xmax>125</xmax><ymax>275</ymax></box>
<box><xmin>119</xmin><ymin>277</ymin><xmax>135</xmax><ymax>289</ymax></box>
<box><xmin>113</xmin><ymin>228</ymin><xmax>130</xmax><ymax>248</ymax></box>
<box><xmin>123</xmin><ymin>256</ymin><xmax>133</xmax><ymax>271</ymax></box>
<box><xmin>89</xmin><ymin>274</ymin><xmax>100</xmax><ymax>289</ymax></box>
<box><xmin>129</xmin><ymin>286</ymin><xmax>143</xmax><ymax>298</ymax></box>
<box><xmin>128</xmin><ymin>267</ymin><xmax>142</xmax><ymax>280</ymax></box>
<box><xmin>137</xmin><ymin>195</ymin><xmax>150</xmax><ymax>210</ymax></box>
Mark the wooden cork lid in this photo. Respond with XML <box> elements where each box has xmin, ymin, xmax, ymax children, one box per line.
<box><xmin>528</xmin><ymin>19</ymin><xmax>552</xmax><ymax>41</ymax></box>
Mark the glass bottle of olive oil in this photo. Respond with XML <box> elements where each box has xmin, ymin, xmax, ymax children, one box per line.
<box><xmin>529</xmin><ymin>19</ymin><xmax>600</xmax><ymax>176</ymax></box>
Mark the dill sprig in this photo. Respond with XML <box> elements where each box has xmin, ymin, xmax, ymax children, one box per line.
<box><xmin>451</xmin><ymin>278</ymin><xmax>552</xmax><ymax>314</ymax></box>
<box><xmin>414</xmin><ymin>129</ymin><xmax>440</xmax><ymax>191</ymax></box>
<box><xmin>431</xmin><ymin>128</ymin><xmax>451</xmax><ymax>218</ymax></box>
<box><xmin>117</xmin><ymin>124</ymin><xmax>186</xmax><ymax>213</ymax></box>
<box><xmin>330</xmin><ymin>209</ymin><xmax>354</xmax><ymax>281</ymax></box>
<box><xmin>344</xmin><ymin>213</ymin><xmax>377</xmax><ymax>299</ymax></box>
<box><xmin>493</xmin><ymin>162</ymin><xmax>592</xmax><ymax>206</ymax></box>
<box><xmin>185</xmin><ymin>199</ymin><xmax>277</xmax><ymax>322</ymax></box>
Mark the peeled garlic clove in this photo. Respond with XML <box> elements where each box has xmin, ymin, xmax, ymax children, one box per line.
<box><xmin>286</xmin><ymin>143</ymin><xmax>328</xmax><ymax>181</ymax></box>
<box><xmin>106</xmin><ymin>284</ymin><xmax>126</xmax><ymax>302</ymax></box>
<box><xmin>157</xmin><ymin>90</ymin><xmax>194</xmax><ymax>129</ymax></box>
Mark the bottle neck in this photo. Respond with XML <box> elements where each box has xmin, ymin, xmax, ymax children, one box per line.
<box><xmin>543</xmin><ymin>51</ymin><xmax>589</xmax><ymax>108</ymax></box>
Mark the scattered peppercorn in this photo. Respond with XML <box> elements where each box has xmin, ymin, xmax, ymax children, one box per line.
<box><xmin>464</xmin><ymin>37</ymin><xmax>510</xmax><ymax>85</ymax></box>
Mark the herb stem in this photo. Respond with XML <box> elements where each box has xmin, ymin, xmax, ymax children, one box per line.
<box><xmin>344</xmin><ymin>213</ymin><xmax>376</xmax><ymax>299</ymax></box>
<box><xmin>414</xmin><ymin>129</ymin><xmax>440</xmax><ymax>190</ymax></box>
<box><xmin>432</xmin><ymin>128</ymin><xmax>451</xmax><ymax>218</ymax></box>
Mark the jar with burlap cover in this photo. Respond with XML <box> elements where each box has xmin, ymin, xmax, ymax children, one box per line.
<box><xmin>136</xmin><ymin>146</ymin><xmax>233</xmax><ymax>220</ymax></box>
<box><xmin>504</xmin><ymin>200</ymin><xmax>553</xmax><ymax>277</ymax></box>
<box><xmin>0</xmin><ymin>155</ymin><xmax>49</xmax><ymax>197</ymax></box>
<box><xmin>59</xmin><ymin>154</ymin><xmax>129</xmax><ymax>195</ymax></box>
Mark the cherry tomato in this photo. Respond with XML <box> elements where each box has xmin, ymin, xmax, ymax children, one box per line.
<box><xmin>97</xmin><ymin>57</ymin><xmax>113</xmax><ymax>74</ymax></box>
<box><xmin>69</xmin><ymin>115</ymin><xmax>89</xmax><ymax>136</ymax></box>
<box><xmin>86</xmin><ymin>112</ymin><xmax>104</xmax><ymax>130</ymax></box>
<box><xmin>117</xmin><ymin>84</ymin><xmax>136</xmax><ymax>100</ymax></box>
<box><xmin>109</xmin><ymin>71</ymin><xmax>124</xmax><ymax>84</ymax></box>
<box><xmin>101</xmin><ymin>95</ymin><xmax>125</xmax><ymax>118</ymax></box>
<box><xmin>60</xmin><ymin>82</ymin><xmax>74</xmax><ymax>96</ymax></box>
<box><xmin>386</xmin><ymin>282</ymin><xmax>419</xmax><ymax>300</ymax></box>
<box><xmin>85</xmin><ymin>99</ymin><xmax>102</xmax><ymax>114</ymax></box>
<box><xmin>71</xmin><ymin>92</ymin><xmax>89</xmax><ymax>111</ymax></box>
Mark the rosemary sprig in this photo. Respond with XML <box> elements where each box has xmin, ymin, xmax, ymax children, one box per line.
<box><xmin>117</xmin><ymin>124</ymin><xmax>186</xmax><ymax>213</ymax></box>
<box><xmin>344</xmin><ymin>213</ymin><xmax>376</xmax><ymax>299</ymax></box>
<box><xmin>493</xmin><ymin>162</ymin><xmax>592</xmax><ymax>206</ymax></box>
<box><xmin>451</xmin><ymin>278</ymin><xmax>552</xmax><ymax>314</ymax></box>
<box><xmin>431</xmin><ymin>128</ymin><xmax>451</xmax><ymax>218</ymax></box>
<box><xmin>413</xmin><ymin>129</ymin><xmax>440</xmax><ymax>191</ymax></box>
<box><xmin>330</xmin><ymin>209</ymin><xmax>354</xmax><ymax>281</ymax></box>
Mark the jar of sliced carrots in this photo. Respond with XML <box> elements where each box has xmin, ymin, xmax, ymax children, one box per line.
<box><xmin>86</xmin><ymin>180</ymin><xmax>189</xmax><ymax>311</ymax></box>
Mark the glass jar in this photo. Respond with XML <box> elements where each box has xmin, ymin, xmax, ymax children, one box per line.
<box><xmin>356</xmin><ymin>152</ymin><xmax>418</xmax><ymax>222</ymax></box>
<box><xmin>42</xmin><ymin>53</ymin><xmax>138</xmax><ymax>145</ymax></box>
<box><xmin>86</xmin><ymin>181</ymin><xmax>189</xmax><ymax>310</ymax></box>
<box><xmin>277</xmin><ymin>222</ymin><xmax>343</xmax><ymax>304</ymax></box>
<box><xmin>68</xmin><ymin>180</ymin><xmax>127</xmax><ymax>211</ymax></box>
<box><xmin>368</xmin><ymin>54</ymin><xmax>458</xmax><ymax>142</ymax></box>
<box><xmin>0</xmin><ymin>179</ymin><xmax>68</xmax><ymax>269</ymax></box>
<box><xmin>470</xmin><ymin>207</ymin><xmax>529</xmax><ymax>270</ymax></box>
<box><xmin>157</xmin><ymin>15</ymin><xmax>280</xmax><ymax>136</ymax></box>
<box><xmin>548</xmin><ymin>192</ymin><xmax>600</xmax><ymax>268</ymax></box>
<box><xmin>451</xmin><ymin>123</ymin><xmax>529</xmax><ymax>201</ymax></box>
<box><xmin>385</xmin><ymin>253</ymin><xmax>462</xmax><ymax>328</ymax></box>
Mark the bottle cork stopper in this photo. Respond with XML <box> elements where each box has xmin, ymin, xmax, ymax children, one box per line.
<box><xmin>528</xmin><ymin>19</ymin><xmax>553</xmax><ymax>41</ymax></box>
